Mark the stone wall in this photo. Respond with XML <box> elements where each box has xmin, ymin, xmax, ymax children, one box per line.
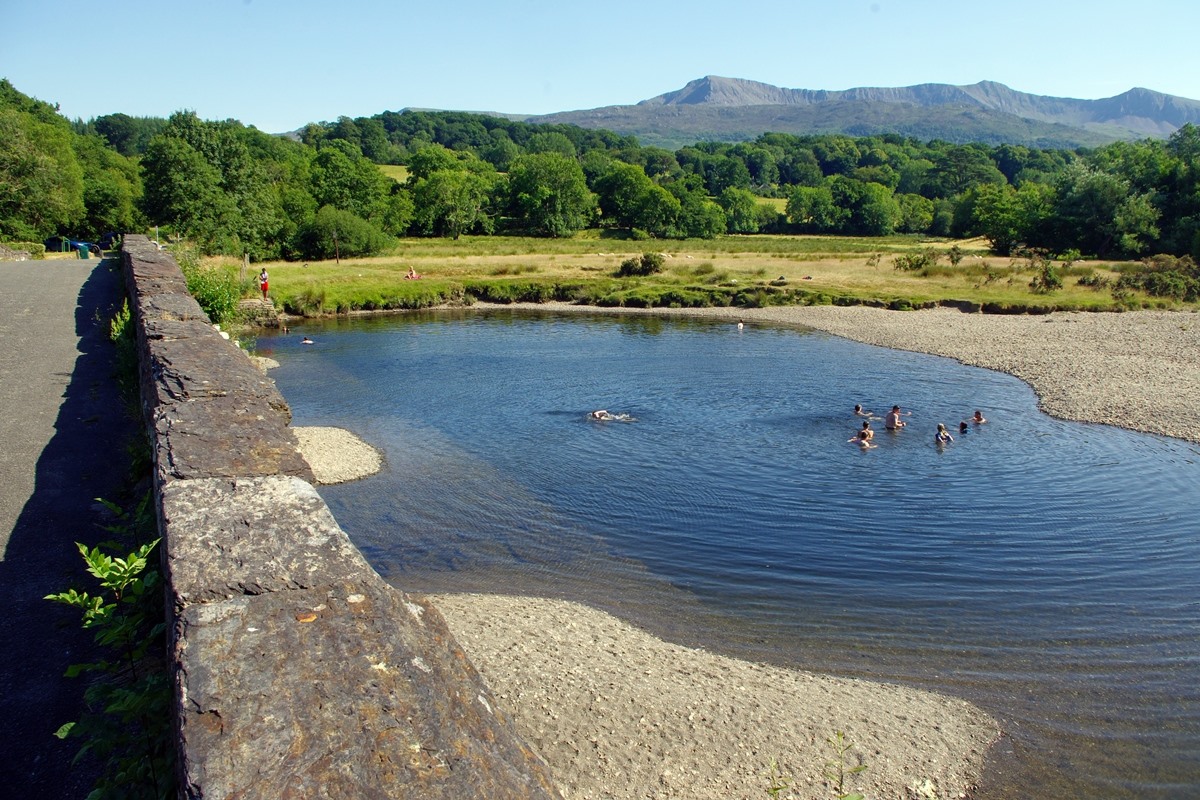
<box><xmin>120</xmin><ymin>236</ymin><xmax>559</xmax><ymax>799</ymax></box>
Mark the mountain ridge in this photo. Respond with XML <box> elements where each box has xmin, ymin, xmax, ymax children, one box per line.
<box><xmin>524</xmin><ymin>76</ymin><xmax>1200</xmax><ymax>149</ymax></box>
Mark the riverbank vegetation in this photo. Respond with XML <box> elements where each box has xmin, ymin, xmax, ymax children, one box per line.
<box><xmin>194</xmin><ymin>234</ymin><xmax>1194</xmax><ymax>317</ymax></box>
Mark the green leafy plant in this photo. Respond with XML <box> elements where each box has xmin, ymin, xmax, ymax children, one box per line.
<box><xmin>823</xmin><ymin>731</ymin><xmax>867</xmax><ymax>800</ymax></box>
<box><xmin>46</xmin><ymin>494</ymin><xmax>174</xmax><ymax>800</ymax></box>
<box><xmin>765</xmin><ymin>756</ymin><xmax>792</xmax><ymax>799</ymax></box>
<box><xmin>177</xmin><ymin>246</ymin><xmax>242</xmax><ymax>324</ymax></box>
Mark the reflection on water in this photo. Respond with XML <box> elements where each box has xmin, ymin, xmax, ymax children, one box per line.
<box><xmin>261</xmin><ymin>310</ymin><xmax>1200</xmax><ymax>800</ymax></box>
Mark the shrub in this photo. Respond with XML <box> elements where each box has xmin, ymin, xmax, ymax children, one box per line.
<box><xmin>1029</xmin><ymin>264</ymin><xmax>1063</xmax><ymax>293</ymax></box>
<box><xmin>1076</xmin><ymin>272</ymin><xmax>1110</xmax><ymax>290</ymax></box>
<box><xmin>1</xmin><ymin>240</ymin><xmax>47</xmax><ymax>258</ymax></box>
<box><xmin>615</xmin><ymin>252</ymin><xmax>666</xmax><ymax>277</ymax></box>
<box><xmin>176</xmin><ymin>248</ymin><xmax>241</xmax><ymax>324</ymax></box>
<box><xmin>893</xmin><ymin>248</ymin><xmax>940</xmax><ymax>272</ymax></box>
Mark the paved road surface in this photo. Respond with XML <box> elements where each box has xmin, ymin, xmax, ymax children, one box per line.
<box><xmin>0</xmin><ymin>256</ymin><xmax>138</xmax><ymax>797</ymax></box>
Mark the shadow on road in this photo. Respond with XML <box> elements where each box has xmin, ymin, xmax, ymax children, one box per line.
<box><xmin>0</xmin><ymin>259</ymin><xmax>141</xmax><ymax>798</ymax></box>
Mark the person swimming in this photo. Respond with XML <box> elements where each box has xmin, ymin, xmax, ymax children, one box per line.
<box><xmin>590</xmin><ymin>410</ymin><xmax>635</xmax><ymax>422</ymax></box>
<box><xmin>973</xmin><ymin>410</ymin><xmax>988</xmax><ymax>424</ymax></box>
<box><xmin>959</xmin><ymin>421</ymin><xmax>969</xmax><ymax>434</ymax></box>
<box><xmin>854</xmin><ymin>429</ymin><xmax>876</xmax><ymax>449</ymax></box>
<box><xmin>301</xmin><ymin>336</ymin><xmax>314</xmax><ymax>345</ymax></box>
<box><xmin>885</xmin><ymin>405</ymin><xmax>908</xmax><ymax>430</ymax></box>
<box><xmin>854</xmin><ymin>403</ymin><xmax>876</xmax><ymax>417</ymax></box>
<box><xmin>935</xmin><ymin>422</ymin><xmax>954</xmax><ymax>445</ymax></box>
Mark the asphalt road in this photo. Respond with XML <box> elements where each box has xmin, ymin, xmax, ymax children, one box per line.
<box><xmin>0</xmin><ymin>256</ymin><xmax>139</xmax><ymax>797</ymax></box>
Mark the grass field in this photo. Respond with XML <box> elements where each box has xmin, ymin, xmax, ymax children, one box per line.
<box><xmin>209</xmin><ymin>234</ymin><xmax>1188</xmax><ymax>318</ymax></box>
<box><xmin>378</xmin><ymin>164</ymin><xmax>410</xmax><ymax>184</ymax></box>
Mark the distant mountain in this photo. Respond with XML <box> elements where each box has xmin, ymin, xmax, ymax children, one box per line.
<box><xmin>526</xmin><ymin>76</ymin><xmax>1200</xmax><ymax>149</ymax></box>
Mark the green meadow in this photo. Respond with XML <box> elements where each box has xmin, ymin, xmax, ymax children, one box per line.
<box><xmin>208</xmin><ymin>234</ymin><xmax>1190</xmax><ymax>319</ymax></box>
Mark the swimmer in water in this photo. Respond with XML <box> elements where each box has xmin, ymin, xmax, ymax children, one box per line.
<box><xmin>301</xmin><ymin>336</ymin><xmax>314</xmax><ymax>345</ymax></box>
<box><xmin>973</xmin><ymin>410</ymin><xmax>988</xmax><ymax>424</ymax></box>
<box><xmin>849</xmin><ymin>420</ymin><xmax>874</xmax><ymax>444</ymax></box>
<box><xmin>854</xmin><ymin>404</ymin><xmax>876</xmax><ymax>417</ymax></box>
<box><xmin>935</xmin><ymin>422</ymin><xmax>954</xmax><ymax>445</ymax></box>
<box><xmin>959</xmin><ymin>421</ymin><xmax>969</xmax><ymax>434</ymax></box>
<box><xmin>590</xmin><ymin>410</ymin><xmax>635</xmax><ymax>422</ymax></box>
<box><xmin>854</xmin><ymin>429</ymin><xmax>876</xmax><ymax>449</ymax></box>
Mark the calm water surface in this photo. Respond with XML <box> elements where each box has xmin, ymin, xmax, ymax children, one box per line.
<box><xmin>259</xmin><ymin>310</ymin><xmax>1200</xmax><ymax>799</ymax></box>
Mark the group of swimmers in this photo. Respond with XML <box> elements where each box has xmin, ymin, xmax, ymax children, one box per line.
<box><xmin>851</xmin><ymin>404</ymin><xmax>987</xmax><ymax>448</ymax></box>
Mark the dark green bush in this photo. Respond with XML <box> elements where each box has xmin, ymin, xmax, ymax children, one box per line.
<box><xmin>292</xmin><ymin>206</ymin><xmax>392</xmax><ymax>260</ymax></box>
<box><xmin>615</xmin><ymin>252</ymin><xmax>666</xmax><ymax>277</ymax></box>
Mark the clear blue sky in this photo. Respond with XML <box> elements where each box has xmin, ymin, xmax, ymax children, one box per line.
<box><xmin>4</xmin><ymin>0</ymin><xmax>1199</xmax><ymax>133</ymax></box>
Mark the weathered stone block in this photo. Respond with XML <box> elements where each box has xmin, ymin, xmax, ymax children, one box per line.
<box><xmin>176</xmin><ymin>582</ymin><xmax>560</xmax><ymax>800</ymax></box>
<box><xmin>137</xmin><ymin>292</ymin><xmax>209</xmax><ymax>323</ymax></box>
<box><xmin>152</xmin><ymin>395</ymin><xmax>311</xmax><ymax>482</ymax></box>
<box><xmin>143</xmin><ymin>325</ymin><xmax>289</xmax><ymax>415</ymax></box>
<box><xmin>159</xmin><ymin>476</ymin><xmax>370</xmax><ymax>605</ymax></box>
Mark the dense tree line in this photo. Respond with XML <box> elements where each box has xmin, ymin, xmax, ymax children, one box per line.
<box><xmin>3</xmin><ymin>80</ymin><xmax>1199</xmax><ymax>267</ymax></box>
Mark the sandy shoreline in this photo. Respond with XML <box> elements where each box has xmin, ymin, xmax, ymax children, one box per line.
<box><xmin>431</xmin><ymin>594</ymin><xmax>997</xmax><ymax>800</ymax></box>
<box><xmin>288</xmin><ymin>303</ymin><xmax>1199</xmax><ymax>799</ymax></box>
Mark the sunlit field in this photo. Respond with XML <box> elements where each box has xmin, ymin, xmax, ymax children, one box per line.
<box><xmin>212</xmin><ymin>234</ymin><xmax>1181</xmax><ymax>317</ymax></box>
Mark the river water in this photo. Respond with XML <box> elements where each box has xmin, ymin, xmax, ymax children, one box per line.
<box><xmin>258</xmin><ymin>309</ymin><xmax>1200</xmax><ymax>799</ymax></box>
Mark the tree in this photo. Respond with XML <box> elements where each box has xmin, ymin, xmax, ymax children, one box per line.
<box><xmin>140</xmin><ymin>136</ymin><xmax>232</xmax><ymax>244</ymax></box>
<box><xmin>73</xmin><ymin>133</ymin><xmax>143</xmax><ymax>238</ymax></box>
<box><xmin>525</xmin><ymin>131</ymin><xmax>576</xmax><ymax>157</ymax></box>
<box><xmin>969</xmin><ymin>182</ymin><xmax>1054</xmax><ymax>255</ymax></box>
<box><xmin>927</xmin><ymin>144</ymin><xmax>1006</xmax><ymax>197</ymax></box>
<box><xmin>411</xmin><ymin>169</ymin><xmax>495</xmax><ymax>238</ymax></box>
<box><xmin>895</xmin><ymin>193</ymin><xmax>934</xmax><ymax>234</ymax></box>
<box><xmin>786</xmin><ymin>184</ymin><xmax>842</xmax><ymax>233</ymax></box>
<box><xmin>507</xmin><ymin>152</ymin><xmax>595</xmax><ymax>237</ymax></box>
<box><xmin>0</xmin><ymin>93</ymin><xmax>85</xmax><ymax>239</ymax></box>
<box><xmin>480</xmin><ymin>132</ymin><xmax>521</xmax><ymax>171</ymax></box>
<box><xmin>1052</xmin><ymin>163</ymin><xmax>1159</xmax><ymax>257</ymax></box>
<box><xmin>633</xmin><ymin>184</ymin><xmax>681</xmax><ymax>238</ymax></box>
<box><xmin>292</xmin><ymin>205</ymin><xmax>391</xmax><ymax>260</ymax></box>
<box><xmin>718</xmin><ymin>187</ymin><xmax>761</xmax><ymax>234</ymax></box>
<box><xmin>854</xmin><ymin>182</ymin><xmax>902</xmax><ymax>236</ymax></box>
<box><xmin>92</xmin><ymin>113</ymin><xmax>168</xmax><ymax>157</ymax></box>
<box><xmin>140</xmin><ymin>112</ymin><xmax>287</xmax><ymax>257</ymax></box>
<box><xmin>673</xmin><ymin>189</ymin><xmax>726</xmax><ymax>239</ymax></box>
<box><xmin>593</xmin><ymin>162</ymin><xmax>656</xmax><ymax>229</ymax></box>
<box><xmin>406</xmin><ymin>144</ymin><xmax>463</xmax><ymax>182</ymax></box>
<box><xmin>704</xmin><ymin>155</ymin><xmax>752</xmax><ymax>195</ymax></box>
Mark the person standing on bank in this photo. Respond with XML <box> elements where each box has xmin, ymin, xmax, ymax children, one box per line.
<box><xmin>259</xmin><ymin>267</ymin><xmax>269</xmax><ymax>301</ymax></box>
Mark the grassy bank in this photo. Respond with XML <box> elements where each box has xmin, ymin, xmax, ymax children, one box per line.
<box><xmin>216</xmin><ymin>234</ymin><xmax>1192</xmax><ymax>317</ymax></box>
